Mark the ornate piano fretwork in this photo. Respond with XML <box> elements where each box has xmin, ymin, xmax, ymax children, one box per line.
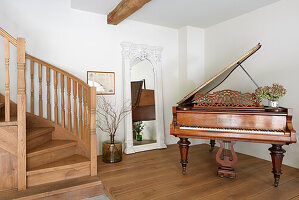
<box><xmin>194</xmin><ymin>89</ymin><xmax>262</xmax><ymax>108</ymax></box>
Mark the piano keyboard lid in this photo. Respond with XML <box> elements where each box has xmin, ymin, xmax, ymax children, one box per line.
<box><xmin>177</xmin><ymin>43</ymin><xmax>262</xmax><ymax>106</ymax></box>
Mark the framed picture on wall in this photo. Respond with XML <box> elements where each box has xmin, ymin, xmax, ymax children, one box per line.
<box><xmin>87</xmin><ymin>71</ymin><xmax>115</xmax><ymax>95</ymax></box>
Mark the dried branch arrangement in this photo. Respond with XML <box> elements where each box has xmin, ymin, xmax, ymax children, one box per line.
<box><xmin>96</xmin><ymin>96</ymin><xmax>131</xmax><ymax>144</ymax></box>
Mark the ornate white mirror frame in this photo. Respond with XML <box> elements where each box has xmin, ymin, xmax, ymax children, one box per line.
<box><xmin>121</xmin><ymin>42</ymin><xmax>167</xmax><ymax>154</ymax></box>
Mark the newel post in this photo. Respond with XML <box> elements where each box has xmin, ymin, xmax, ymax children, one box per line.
<box><xmin>89</xmin><ymin>87</ymin><xmax>97</xmax><ymax>176</ymax></box>
<box><xmin>17</xmin><ymin>38</ymin><xmax>26</xmax><ymax>190</ymax></box>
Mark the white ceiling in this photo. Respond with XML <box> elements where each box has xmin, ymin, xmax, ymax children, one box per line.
<box><xmin>71</xmin><ymin>0</ymin><xmax>280</xmax><ymax>28</ymax></box>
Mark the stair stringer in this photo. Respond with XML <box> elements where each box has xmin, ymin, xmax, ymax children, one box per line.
<box><xmin>26</xmin><ymin>113</ymin><xmax>90</xmax><ymax>159</ymax></box>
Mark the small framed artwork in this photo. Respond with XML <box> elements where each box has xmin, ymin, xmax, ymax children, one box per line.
<box><xmin>87</xmin><ymin>71</ymin><xmax>115</xmax><ymax>95</ymax></box>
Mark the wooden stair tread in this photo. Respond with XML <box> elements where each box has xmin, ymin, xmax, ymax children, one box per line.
<box><xmin>27</xmin><ymin>154</ymin><xmax>90</xmax><ymax>175</ymax></box>
<box><xmin>27</xmin><ymin>140</ymin><xmax>77</xmax><ymax>157</ymax></box>
<box><xmin>0</xmin><ymin>176</ymin><xmax>103</xmax><ymax>200</ymax></box>
<box><xmin>0</xmin><ymin>116</ymin><xmax>17</xmax><ymax>126</ymax></box>
<box><xmin>0</xmin><ymin>120</ymin><xmax>17</xmax><ymax>126</ymax></box>
<box><xmin>26</xmin><ymin>127</ymin><xmax>54</xmax><ymax>140</ymax></box>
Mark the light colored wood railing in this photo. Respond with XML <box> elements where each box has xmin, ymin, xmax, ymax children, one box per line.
<box><xmin>0</xmin><ymin>27</ymin><xmax>97</xmax><ymax>189</ymax></box>
<box><xmin>25</xmin><ymin>54</ymin><xmax>97</xmax><ymax>176</ymax></box>
<box><xmin>17</xmin><ymin>38</ymin><xmax>26</xmax><ymax>191</ymax></box>
<box><xmin>0</xmin><ymin>27</ymin><xmax>27</xmax><ymax>191</ymax></box>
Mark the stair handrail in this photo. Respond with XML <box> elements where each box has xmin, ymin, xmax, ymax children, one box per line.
<box><xmin>0</xmin><ymin>27</ymin><xmax>17</xmax><ymax>46</ymax></box>
<box><xmin>25</xmin><ymin>54</ymin><xmax>89</xmax><ymax>88</ymax></box>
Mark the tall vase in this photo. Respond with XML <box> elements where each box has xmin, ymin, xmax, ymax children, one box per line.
<box><xmin>102</xmin><ymin>140</ymin><xmax>122</xmax><ymax>163</ymax></box>
<box><xmin>268</xmin><ymin>100</ymin><xmax>279</xmax><ymax>108</ymax></box>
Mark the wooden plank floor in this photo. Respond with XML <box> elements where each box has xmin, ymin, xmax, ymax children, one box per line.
<box><xmin>99</xmin><ymin>144</ymin><xmax>299</xmax><ymax>200</ymax></box>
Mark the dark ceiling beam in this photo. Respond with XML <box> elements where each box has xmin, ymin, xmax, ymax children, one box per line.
<box><xmin>107</xmin><ymin>0</ymin><xmax>151</xmax><ymax>25</ymax></box>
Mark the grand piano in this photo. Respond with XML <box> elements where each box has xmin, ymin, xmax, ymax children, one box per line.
<box><xmin>170</xmin><ymin>44</ymin><xmax>296</xmax><ymax>187</ymax></box>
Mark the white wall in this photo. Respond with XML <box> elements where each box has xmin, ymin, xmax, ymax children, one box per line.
<box><xmin>204</xmin><ymin>0</ymin><xmax>299</xmax><ymax>168</ymax></box>
<box><xmin>178</xmin><ymin>26</ymin><xmax>205</xmax><ymax>97</ymax></box>
<box><xmin>178</xmin><ymin>26</ymin><xmax>206</xmax><ymax>146</ymax></box>
<box><xmin>0</xmin><ymin>0</ymin><xmax>179</xmax><ymax>154</ymax></box>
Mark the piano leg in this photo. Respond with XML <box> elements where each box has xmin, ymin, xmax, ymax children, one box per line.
<box><xmin>269</xmin><ymin>144</ymin><xmax>286</xmax><ymax>187</ymax></box>
<box><xmin>178</xmin><ymin>138</ymin><xmax>190</xmax><ymax>175</ymax></box>
<box><xmin>209</xmin><ymin>140</ymin><xmax>216</xmax><ymax>152</ymax></box>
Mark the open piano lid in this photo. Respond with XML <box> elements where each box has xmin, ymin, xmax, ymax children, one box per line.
<box><xmin>177</xmin><ymin>43</ymin><xmax>262</xmax><ymax>106</ymax></box>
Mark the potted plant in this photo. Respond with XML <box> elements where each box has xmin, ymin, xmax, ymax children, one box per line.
<box><xmin>133</xmin><ymin>121</ymin><xmax>144</xmax><ymax>141</ymax></box>
<box><xmin>97</xmin><ymin>96</ymin><xmax>131</xmax><ymax>163</ymax></box>
<box><xmin>255</xmin><ymin>83</ymin><xmax>287</xmax><ymax>108</ymax></box>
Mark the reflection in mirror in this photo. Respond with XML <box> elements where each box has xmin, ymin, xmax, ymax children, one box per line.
<box><xmin>130</xmin><ymin>60</ymin><xmax>156</xmax><ymax>146</ymax></box>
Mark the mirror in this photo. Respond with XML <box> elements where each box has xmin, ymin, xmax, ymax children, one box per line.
<box><xmin>131</xmin><ymin>60</ymin><xmax>157</xmax><ymax>146</ymax></box>
<box><xmin>121</xmin><ymin>42</ymin><xmax>166</xmax><ymax>154</ymax></box>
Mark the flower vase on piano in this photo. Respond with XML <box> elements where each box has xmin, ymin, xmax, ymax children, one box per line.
<box><xmin>170</xmin><ymin>43</ymin><xmax>296</xmax><ymax>187</ymax></box>
<box><xmin>255</xmin><ymin>83</ymin><xmax>287</xmax><ymax>109</ymax></box>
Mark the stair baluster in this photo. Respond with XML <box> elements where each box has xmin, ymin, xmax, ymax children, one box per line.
<box><xmin>67</xmin><ymin>77</ymin><xmax>72</xmax><ymax>132</ymax></box>
<box><xmin>83</xmin><ymin>88</ymin><xmax>88</xmax><ymax>145</ymax></box>
<box><xmin>54</xmin><ymin>71</ymin><xmax>58</xmax><ymax>123</ymax></box>
<box><xmin>4</xmin><ymin>38</ymin><xmax>10</xmax><ymax>122</ymax></box>
<box><xmin>61</xmin><ymin>74</ymin><xmax>65</xmax><ymax>128</ymax></box>
<box><xmin>46</xmin><ymin>67</ymin><xmax>51</xmax><ymax>120</ymax></box>
<box><xmin>78</xmin><ymin>84</ymin><xmax>83</xmax><ymax>140</ymax></box>
<box><xmin>38</xmin><ymin>63</ymin><xmax>43</xmax><ymax>117</ymax></box>
<box><xmin>73</xmin><ymin>81</ymin><xmax>78</xmax><ymax>135</ymax></box>
<box><xmin>30</xmin><ymin>60</ymin><xmax>34</xmax><ymax>114</ymax></box>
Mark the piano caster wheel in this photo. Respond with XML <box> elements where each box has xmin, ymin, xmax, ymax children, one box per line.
<box><xmin>182</xmin><ymin>168</ymin><xmax>186</xmax><ymax>175</ymax></box>
<box><xmin>274</xmin><ymin>178</ymin><xmax>279</xmax><ymax>187</ymax></box>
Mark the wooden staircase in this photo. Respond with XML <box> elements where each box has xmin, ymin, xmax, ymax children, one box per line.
<box><xmin>26</xmin><ymin>137</ymin><xmax>90</xmax><ymax>187</ymax></box>
<box><xmin>0</xmin><ymin>27</ymin><xmax>102</xmax><ymax>198</ymax></box>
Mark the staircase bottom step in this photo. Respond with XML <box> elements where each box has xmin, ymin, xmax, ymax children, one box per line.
<box><xmin>27</xmin><ymin>155</ymin><xmax>91</xmax><ymax>187</ymax></box>
<box><xmin>0</xmin><ymin>176</ymin><xmax>103</xmax><ymax>200</ymax></box>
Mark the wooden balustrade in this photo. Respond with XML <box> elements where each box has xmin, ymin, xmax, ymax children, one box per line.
<box><xmin>1</xmin><ymin>27</ymin><xmax>97</xmax><ymax>190</ymax></box>
<box><xmin>1</xmin><ymin>27</ymin><xmax>27</xmax><ymax>191</ymax></box>
<box><xmin>25</xmin><ymin>55</ymin><xmax>94</xmax><ymax>137</ymax></box>
<box><xmin>25</xmin><ymin>54</ymin><xmax>97</xmax><ymax>176</ymax></box>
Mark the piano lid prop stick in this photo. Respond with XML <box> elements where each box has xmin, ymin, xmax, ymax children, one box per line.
<box><xmin>239</xmin><ymin>64</ymin><xmax>259</xmax><ymax>88</ymax></box>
